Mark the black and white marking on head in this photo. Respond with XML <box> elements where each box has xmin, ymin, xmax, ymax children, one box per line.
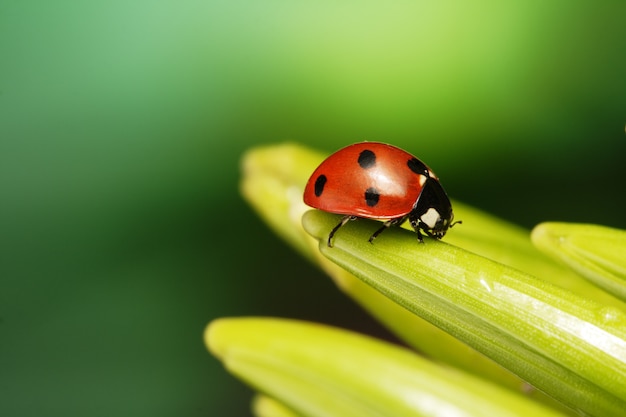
<box><xmin>364</xmin><ymin>187</ymin><xmax>380</xmax><ymax>207</ymax></box>
<box><xmin>420</xmin><ymin>207</ymin><xmax>442</xmax><ymax>230</ymax></box>
<box><xmin>407</xmin><ymin>157</ymin><xmax>430</xmax><ymax>177</ymax></box>
<box><xmin>358</xmin><ymin>149</ymin><xmax>376</xmax><ymax>169</ymax></box>
<box><xmin>314</xmin><ymin>174</ymin><xmax>327</xmax><ymax>197</ymax></box>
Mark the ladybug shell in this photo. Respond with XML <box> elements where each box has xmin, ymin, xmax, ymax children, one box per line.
<box><xmin>303</xmin><ymin>142</ymin><xmax>438</xmax><ymax>219</ymax></box>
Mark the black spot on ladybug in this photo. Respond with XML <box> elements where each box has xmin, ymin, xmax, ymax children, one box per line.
<box><xmin>364</xmin><ymin>187</ymin><xmax>380</xmax><ymax>207</ymax></box>
<box><xmin>407</xmin><ymin>157</ymin><xmax>429</xmax><ymax>176</ymax></box>
<box><xmin>358</xmin><ymin>150</ymin><xmax>376</xmax><ymax>169</ymax></box>
<box><xmin>314</xmin><ymin>175</ymin><xmax>327</xmax><ymax>197</ymax></box>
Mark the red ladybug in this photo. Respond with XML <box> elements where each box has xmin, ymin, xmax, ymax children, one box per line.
<box><xmin>303</xmin><ymin>142</ymin><xmax>459</xmax><ymax>247</ymax></box>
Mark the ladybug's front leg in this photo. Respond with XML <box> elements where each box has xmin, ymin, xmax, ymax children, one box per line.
<box><xmin>408</xmin><ymin>216</ymin><xmax>425</xmax><ymax>243</ymax></box>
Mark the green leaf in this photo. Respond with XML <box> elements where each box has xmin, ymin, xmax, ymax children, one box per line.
<box><xmin>532</xmin><ymin>222</ymin><xmax>626</xmax><ymax>301</ymax></box>
<box><xmin>241</xmin><ymin>143</ymin><xmax>326</xmax><ymax>261</ymax></box>
<box><xmin>240</xmin><ymin>143</ymin><xmax>621</xmax><ymax>305</ymax></box>
<box><xmin>302</xmin><ymin>210</ymin><xmax>626</xmax><ymax>416</ymax></box>
<box><xmin>253</xmin><ymin>394</ymin><xmax>303</xmax><ymax>417</ymax></box>
<box><xmin>207</xmin><ymin>317</ymin><xmax>569</xmax><ymax>417</ymax></box>
<box><xmin>238</xmin><ymin>143</ymin><xmax>618</xmax><ymax>412</ymax></box>
<box><xmin>240</xmin><ymin>144</ymin><xmax>531</xmax><ymax>394</ymax></box>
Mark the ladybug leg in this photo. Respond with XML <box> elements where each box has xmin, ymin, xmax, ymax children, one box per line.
<box><xmin>368</xmin><ymin>217</ymin><xmax>406</xmax><ymax>243</ymax></box>
<box><xmin>408</xmin><ymin>216</ymin><xmax>425</xmax><ymax>243</ymax></box>
<box><xmin>328</xmin><ymin>215</ymin><xmax>357</xmax><ymax>247</ymax></box>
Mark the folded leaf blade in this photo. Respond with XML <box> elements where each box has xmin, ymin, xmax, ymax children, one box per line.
<box><xmin>303</xmin><ymin>210</ymin><xmax>626</xmax><ymax>416</ymax></box>
<box><xmin>207</xmin><ymin>317</ymin><xmax>569</xmax><ymax>417</ymax></box>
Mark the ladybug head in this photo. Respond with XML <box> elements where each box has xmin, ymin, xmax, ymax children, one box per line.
<box><xmin>417</xmin><ymin>207</ymin><xmax>455</xmax><ymax>239</ymax></box>
<box><xmin>409</xmin><ymin>177</ymin><xmax>459</xmax><ymax>241</ymax></box>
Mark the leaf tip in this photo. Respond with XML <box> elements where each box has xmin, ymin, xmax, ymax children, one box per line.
<box><xmin>205</xmin><ymin>318</ymin><xmax>232</xmax><ymax>359</ymax></box>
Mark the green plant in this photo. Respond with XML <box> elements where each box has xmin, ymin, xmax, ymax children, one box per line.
<box><xmin>207</xmin><ymin>143</ymin><xmax>626</xmax><ymax>417</ymax></box>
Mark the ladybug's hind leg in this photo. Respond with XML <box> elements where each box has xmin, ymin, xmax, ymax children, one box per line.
<box><xmin>328</xmin><ymin>215</ymin><xmax>357</xmax><ymax>247</ymax></box>
<box><xmin>368</xmin><ymin>217</ymin><xmax>407</xmax><ymax>243</ymax></box>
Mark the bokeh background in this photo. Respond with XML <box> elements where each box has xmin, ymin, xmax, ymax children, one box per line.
<box><xmin>1</xmin><ymin>1</ymin><xmax>625</xmax><ymax>416</ymax></box>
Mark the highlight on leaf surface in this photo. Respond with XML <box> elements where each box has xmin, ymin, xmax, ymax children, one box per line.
<box><xmin>207</xmin><ymin>317</ymin><xmax>569</xmax><ymax>417</ymax></box>
<box><xmin>532</xmin><ymin>222</ymin><xmax>626</xmax><ymax>302</ymax></box>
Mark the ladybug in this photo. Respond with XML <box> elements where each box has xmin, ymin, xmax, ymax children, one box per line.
<box><xmin>303</xmin><ymin>142</ymin><xmax>459</xmax><ymax>247</ymax></box>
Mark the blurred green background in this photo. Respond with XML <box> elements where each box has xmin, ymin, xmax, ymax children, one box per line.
<box><xmin>1</xmin><ymin>1</ymin><xmax>625</xmax><ymax>416</ymax></box>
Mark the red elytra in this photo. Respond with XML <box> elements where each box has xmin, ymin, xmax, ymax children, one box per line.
<box><xmin>303</xmin><ymin>142</ymin><xmax>458</xmax><ymax>246</ymax></box>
